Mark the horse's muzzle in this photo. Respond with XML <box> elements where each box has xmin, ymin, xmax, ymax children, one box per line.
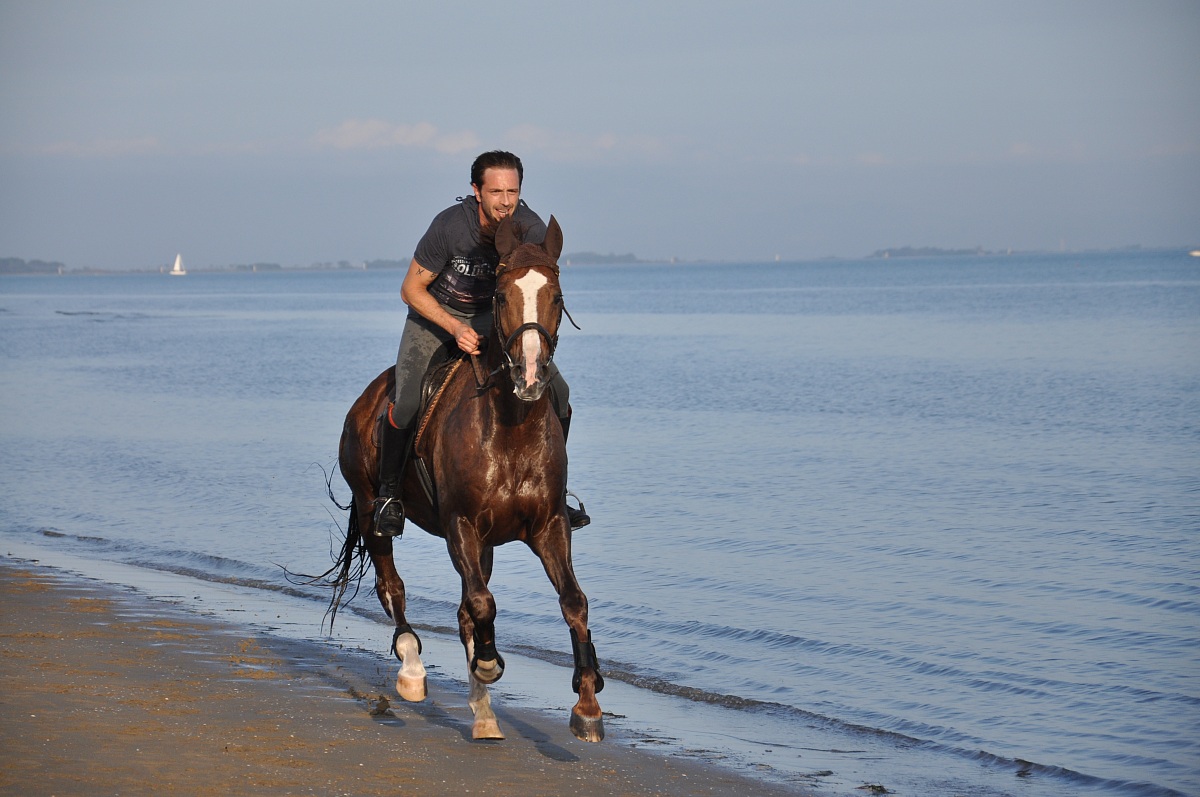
<box><xmin>500</xmin><ymin>321</ymin><xmax>558</xmax><ymax>402</ymax></box>
<box><xmin>509</xmin><ymin>360</ymin><xmax>550</xmax><ymax>402</ymax></box>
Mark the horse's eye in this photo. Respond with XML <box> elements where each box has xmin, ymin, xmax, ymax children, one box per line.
<box><xmin>553</xmin><ymin>293</ymin><xmax>563</xmax><ymax>305</ymax></box>
<box><xmin>495</xmin><ymin>294</ymin><xmax>507</xmax><ymax>306</ymax></box>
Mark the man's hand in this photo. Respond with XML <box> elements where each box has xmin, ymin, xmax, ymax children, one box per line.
<box><xmin>454</xmin><ymin>323</ymin><xmax>482</xmax><ymax>355</ymax></box>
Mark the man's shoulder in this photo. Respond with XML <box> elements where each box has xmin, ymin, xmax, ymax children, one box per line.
<box><xmin>414</xmin><ymin>200</ymin><xmax>475</xmax><ymax>269</ymax></box>
<box><xmin>428</xmin><ymin>199</ymin><xmax>471</xmax><ymax>229</ymax></box>
<box><xmin>515</xmin><ymin>201</ymin><xmax>547</xmax><ymax>242</ymax></box>
<box><xmin>419</xmin><ymin>200</ymin><xmax>477</xmax><ymax>245</ymax></box>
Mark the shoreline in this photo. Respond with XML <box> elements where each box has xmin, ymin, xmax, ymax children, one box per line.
<box><xmin>0</xmin><ymin>556</ymin><xmax>813</xmax><ymax>796</ymax></box>
<box><xmin>2</xmin><ymin>245</ymin><xmax>1188</xmax><ymax>278</ymax></box>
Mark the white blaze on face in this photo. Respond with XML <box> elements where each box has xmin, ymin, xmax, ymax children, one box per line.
<box><xmin>514</xmin><ymin>269</ymin><xmax>549</xmax><ymax>387</ymax></box>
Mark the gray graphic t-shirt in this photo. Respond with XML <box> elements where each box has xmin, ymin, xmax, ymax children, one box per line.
<box><xmin>413</xmin><ymin>196</ymin><xmax>546</xmax><ymax>312</ymax></box>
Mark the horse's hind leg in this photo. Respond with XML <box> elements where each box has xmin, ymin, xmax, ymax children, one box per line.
<box><xmin>340</xmin><ymin>382</ymin><xmax>426</xmax><ymax>702</ymax></box>
<box><xmin>530</xmin><ymin>526</ymin><xmax>605</xmax><ymax>742</ymax></box>
<box><xmin>362</xmin><ymin>519</ymin><xmax>427</xmax><ymax>702</ymax></box>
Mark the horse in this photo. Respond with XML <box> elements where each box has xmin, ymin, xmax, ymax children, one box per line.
<box><xmin>328</xmin><ymin>215</ymin><xmax>604</xmax><ymax>742</ymax></box>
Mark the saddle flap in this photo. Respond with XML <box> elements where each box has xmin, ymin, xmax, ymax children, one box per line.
<box><xmin>412</xmin><ymin>356</ymin><xmax>466</xmax><ymax>458</ymax></box>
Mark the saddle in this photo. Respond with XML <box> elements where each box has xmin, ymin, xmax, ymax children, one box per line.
<box><xmin>413</xmin><ymin>353</ymin><xmax>467</xmax><ymax>457</ymax></box>
<box><xmin>376</xmin><ymin>350</ymin><xmax>470</xmax><ymax>509</ymax></box>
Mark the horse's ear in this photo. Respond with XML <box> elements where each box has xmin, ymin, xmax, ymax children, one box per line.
<box><xmin>543</xmin><ymin>215</ymin><xmax>563</xmax><ymax>261</ymax></box>
<box><xmin>495</xmin><ymin>217</ymin><xmax>521</xmax><ymax>260</ymax></box>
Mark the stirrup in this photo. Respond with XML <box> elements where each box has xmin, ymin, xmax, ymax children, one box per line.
<box><xmin>372</xmin><ymin>496</ymin><xmax>406</xmax><ymax>538</ymax></box>
<box><xmin>566</xmin><ymin>491</ymin><xmax>591</xmax><ymax>530</ymax></box>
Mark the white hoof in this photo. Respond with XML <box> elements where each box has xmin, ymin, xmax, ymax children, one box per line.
<box><xmin>395</xmin><ymin>673</ymin><xmax>428</xmax><ymax>702</ymax></box>
<box><xmin>472</xmin><ymin>717</ymin><xmax>505</xmax><ymax>740</ymax></box>
<box><xmin>392</xmin><ymin>631</ymin><xmax>427</xmax><ymax>702</ymax></box>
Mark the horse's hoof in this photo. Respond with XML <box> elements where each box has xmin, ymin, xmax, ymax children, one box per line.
<box><xmin>472</xmin><ymin>658</ymin><xmax>504</xmax><ymax>685</ymax></box>
<box><xmin>395</xmin><ymin>673</ymin><xmax>427</xmax><ymax>702</ymax></box>
<box><xmin>570</xmin><ymin>710</ymin><xmax>605</xmax><ymax>743</ymax></box>
<box><xmin>472</xmin><ymin>718</ymin><xmax>505</xmax><ymax>740</ymax></box>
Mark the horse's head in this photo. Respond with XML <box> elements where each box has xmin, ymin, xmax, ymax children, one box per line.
<box><xmin>493</xmin><ymin>215</ymin><xmax>565</xmax><ymax>402</ymax></box>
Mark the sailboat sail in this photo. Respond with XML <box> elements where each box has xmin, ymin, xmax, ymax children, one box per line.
<box><xmin>169</xmin><ymin>254</ymin><xmax>187</xmax><ymax>276</ymax></box>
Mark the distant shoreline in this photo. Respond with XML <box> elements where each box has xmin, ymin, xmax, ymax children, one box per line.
<box><xmin>2</xmin><ymin>245</ymin><xmax>1193</xmax><ymax>275</ymax></box>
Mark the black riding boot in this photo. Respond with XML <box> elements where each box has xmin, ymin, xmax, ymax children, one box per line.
<box><xmin>374</xmin><ymin>410</ymin><xmax>412</xmax><ymax>538</ymax></box>
<box><xmin>559</xmin><ymin>412</ymin><xmax>591</xmax><ymax>530</ymax></box>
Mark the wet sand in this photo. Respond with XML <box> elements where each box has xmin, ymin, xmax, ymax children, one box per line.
<box><xmin>0</xmin><ymin>558</ymin><xmax>811</xmax><ymax>796</ymax></box>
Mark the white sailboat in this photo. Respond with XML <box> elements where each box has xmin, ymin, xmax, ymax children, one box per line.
<box><xmin>169</xmin><ymin>253</ymin><xmax>187</xmax><ymax>276</ymax></box>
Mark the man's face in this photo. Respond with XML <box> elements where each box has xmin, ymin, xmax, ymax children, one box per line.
<box><xmin>473</xmin><ymin>167</ymin><xmax>521</xmax><ymax>229</ymax></box>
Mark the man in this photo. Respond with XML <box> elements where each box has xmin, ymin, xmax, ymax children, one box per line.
<box><xmin>374</xmin><ymin>150</ymin><xmax>589</xmax><ymax>537</ymax></box>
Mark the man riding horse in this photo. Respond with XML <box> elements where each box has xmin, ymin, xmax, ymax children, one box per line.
<box><xmin>374</xmin><ymin>150</ymin><xmax>590</xmax><ymax>536</ymax></box>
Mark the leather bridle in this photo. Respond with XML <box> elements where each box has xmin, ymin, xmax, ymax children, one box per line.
<box><xmin>472</xmin><ymin>260</ymin><xmax>579</xmax><ymax>393</ymax></box>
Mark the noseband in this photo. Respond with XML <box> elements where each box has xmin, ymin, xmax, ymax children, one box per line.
<box><xmin>499</xmin><ymin>319</ymin><xmax>560</xmax><ymax>368</ymax></box>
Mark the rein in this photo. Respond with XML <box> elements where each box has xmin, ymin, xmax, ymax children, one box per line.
<box><xmin>470</xmin><ymin>347</ymin><xmax>498</xmax><ymax>392</ymax></box>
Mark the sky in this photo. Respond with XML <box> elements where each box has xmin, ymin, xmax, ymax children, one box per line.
<box><xmin>1</xmin><ymin>0</ymin><xmax>1198</xmax><ymax>269</ymax></box>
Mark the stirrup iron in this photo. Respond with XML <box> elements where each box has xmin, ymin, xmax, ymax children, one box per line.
<box><xmin>372</xmin><ymin>496</ymin><xmax>406</xmax><ymax>538</ymax></box>
<box><xmin>566</xmin><ymin>490</ymin><xmax>591</xmax><ymax>530</ymax></box>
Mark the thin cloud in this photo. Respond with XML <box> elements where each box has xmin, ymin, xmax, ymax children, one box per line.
<box><xmin>37</xmin><ymin>137</ymin><xmax>161</xmax><ymax>157</ymax></box>
<box><xmin>505</xmin><ymin>125</ymin><xmax>670</xmax><ymax>161</ymax></box>
<box><xmin>1002</xmin><ymin>140</ymin><xmax>1092</xmax><ymax>163</ymax></box>
<box><xmin>1008</xmin><ymin>141</ymin><xmax>1037</xmax><ymax>158</ymax></box>
<box><xmin>312</xmin><ymin>119</ymin><xmax>480</xmax><ymax>154</ymax></box>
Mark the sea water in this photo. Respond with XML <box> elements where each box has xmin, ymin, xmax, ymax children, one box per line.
<box><xmin>1</xmin><ymin>251</ymin><xmax>1197</xmax><ymax>796</ymax></box>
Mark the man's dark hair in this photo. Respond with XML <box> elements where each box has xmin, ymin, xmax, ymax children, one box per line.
<box><xmin>471</xmin><ymin>150</ymin><xmax>524</xmax><ymax>188</ymax></box>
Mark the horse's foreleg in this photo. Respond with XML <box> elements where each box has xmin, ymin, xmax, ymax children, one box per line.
<box><xmin>450</xmin><ymin>532</ymin><xmax>505</xmax><ymax>739</ymax></box>
<box><xmin>365</xmin><ymin>530</ymin><xmax>427</xmax><ymax>702</ymax></box>
<box><xmin>466</xmin><ymin>659</ymin><xmax>503</xmax><ymax>740</ymax></box>
<box><xmin>531</xmin><ymin>527</ymin><xmax>605</xmax><ymax>742</ymax></box>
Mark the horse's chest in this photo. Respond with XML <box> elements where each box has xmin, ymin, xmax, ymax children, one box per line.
<box><xmin>437</xmin><ymin>435</ymin><xmax>555</xmax><ymax>485</ymax></box>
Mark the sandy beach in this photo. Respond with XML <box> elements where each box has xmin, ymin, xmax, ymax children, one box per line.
<box><xmin>0</xmin><ymin>557</ymin><xmax>811</xmax><ymax>796</ymax></box>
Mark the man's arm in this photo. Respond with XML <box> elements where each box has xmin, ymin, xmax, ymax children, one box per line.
<box><xmin>400</xmin><ymin>259</ymin><xmax>482</xmax><ymax>355</ymax></box>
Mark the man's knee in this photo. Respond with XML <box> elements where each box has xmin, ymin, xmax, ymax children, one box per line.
<box><xmin>545</xmin><ymin>363</ymin><xmax>570</xmax><ymax>418</ymax></box>
<box><xmin>391</xmin><ymin>378</ymin><xmax>421</xmax><ymax>429</ymax></box>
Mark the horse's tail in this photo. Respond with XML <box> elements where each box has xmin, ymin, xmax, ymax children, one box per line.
<box><xmin>284</xmin><ymin>462</ymin><xmax>370</xmax><ymax>631</ymax></box>
<box><xmin>323</xmin><ymin>495</ymin><xmax>369</xmax><ymax>628</ymax></box>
